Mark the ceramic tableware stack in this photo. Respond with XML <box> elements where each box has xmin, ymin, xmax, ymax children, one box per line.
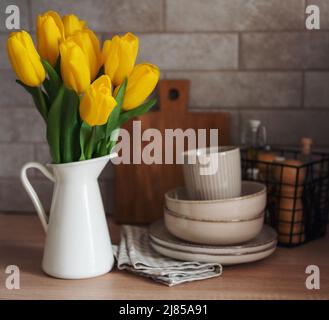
<box><xmin>150</xmin><ymin>146</ymin><xmax>277</xmax><ymax>265</ymax></box>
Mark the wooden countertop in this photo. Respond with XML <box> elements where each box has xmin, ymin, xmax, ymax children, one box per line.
<box><xmin>0</xmin><ymin>213</ymin><xmax>328</xmax><ymax>300</ymax></box>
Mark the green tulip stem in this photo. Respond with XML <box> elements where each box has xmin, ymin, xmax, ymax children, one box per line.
<box><xmin>86</xmin><ymin>126</ymin><xmax>96</xmax><ymax>159</ymax></box>
<box><xmin>36</xmin><ymin>86</ymin><xmax>48</xmax><ymax>121</ymax></box>
<box><xmin>99</xmin><ymin>138</ymin><xmax>108</xmax><ymax>157</ymax></box>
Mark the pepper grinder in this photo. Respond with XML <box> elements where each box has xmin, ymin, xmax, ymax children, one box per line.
<box><xmin>300</xmin><ymin>137</ymin><xmax>313</xmax><ymax>163</ymax></box>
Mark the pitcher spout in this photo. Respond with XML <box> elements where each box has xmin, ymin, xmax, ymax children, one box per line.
<box><xmin>48</xmin><ymin>153</ymin><xmax>117</xmax><ymax>180</ymax></box>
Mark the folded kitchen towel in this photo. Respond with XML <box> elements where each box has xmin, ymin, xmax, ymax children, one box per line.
<box><xmin>113</xmin><ymin>225</ymin><xmax>222</xmax><ymax>287</ymax></box>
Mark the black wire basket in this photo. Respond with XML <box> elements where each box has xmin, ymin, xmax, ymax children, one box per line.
<box><xmin>241</xmin><ymin>148</ymin><xmax>329</xmax><ymax>247</ymax></box>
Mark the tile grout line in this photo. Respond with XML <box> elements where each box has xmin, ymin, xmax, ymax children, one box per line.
<box><xmin>237</xmin><ymin>32</ymin><xmax>242</xmax><ymax>70</ymax></box>
<box><xmin>189</xmin><ymin>106</ymin><xmax>329</xmax><ymax>111</ymax></box>
<box><xmin>27</xmin><ymin>0</ymin><xmax>33</xmax><ymax>31</ymax></box>
<box><xmin>3</xmin><ymin>29</ymin><xmax>329</xmax><ymax>37</ymax></box>
<box><xmin>301</xmin><ymin>70</ymin><xmax>305</xmax><ymax>109</ymax></box>
<box><xmin>162</xmin><ymin>0</ymin><xmax>167</xmax><ymax>32</ymax></box>
<box><xmin>3</xmin><ymin>68</ymin><xmax>329</xmax><ymax>73</ymax></box>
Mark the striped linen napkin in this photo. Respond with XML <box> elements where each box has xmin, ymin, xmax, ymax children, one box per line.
<box><xmin>113</xmin><ymin>225</ymin><xmax>222</xmax><ymax>286</ymax></box>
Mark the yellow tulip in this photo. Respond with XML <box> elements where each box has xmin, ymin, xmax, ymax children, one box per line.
<box><xmin>7</xmin><ymin>30</ymin><xmax>46</xmax><ymax>87</ymax></box>
<box><xmin>118</xmin><ymin>63</ymin><xmax>160</xmax><ymax>111</ymax></box>
<box><xmin>60</xmin><ymin>39</ymin><xmax>91</xmax><ymax>94</ymax></box>
<box><xmin>69</xmin><ymin>29</ymin><xmax>102</xmax><ymax>81</ymax></box>
<box><xmin>103</xmin><ymin>32</ymin><xmax>138</xmax><ymax>86</ymax></box>
<box><xmin>63</xmin><ymin>14</ymin><xmax>87</xmax><ymax>37</ymax></box>
<box><xmin>80</xmin><ymin>75</ymin><xmax>117</xmax><ymax>126</ymax></box>
<box><xmin>36</xmin><ymin>10</ymin><xmax>65</xmax><ymax>66</ymax></box>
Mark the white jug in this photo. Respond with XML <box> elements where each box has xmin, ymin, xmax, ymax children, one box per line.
<box><xmin>20</xmin><ymin>154</ymin><xmax>116</xmax><ymax>279</ymax></box>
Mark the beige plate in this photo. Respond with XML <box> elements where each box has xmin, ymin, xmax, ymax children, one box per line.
<box><xmin>150</xmin><ymin>240</ymin><xmax>277</xmax><ymax>266</ymax></box>
<box><xmin>149</xmin><ymin>220</ymin><xmax>277</xmax><ymax>255</ymax></box>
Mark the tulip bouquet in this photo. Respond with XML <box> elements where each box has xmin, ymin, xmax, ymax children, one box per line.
<box><xmin>7</xmin><ymin>11</ymin><xmax>160</xmax><ymax>164</ymax></box>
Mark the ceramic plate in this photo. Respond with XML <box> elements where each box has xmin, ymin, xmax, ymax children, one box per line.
<box><xmin>150</xmin><ymin>239</ymin><xmax>277</xmax><ymax>265</ymax></box>
<box><xmin>149</xmin><ymin>219</ymin><xmax>277</xmax><ymax>255</ymax></box>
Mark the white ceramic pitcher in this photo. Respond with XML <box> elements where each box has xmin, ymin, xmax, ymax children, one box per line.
<box><xmin>20</xmin><ymin>153</ymin><xmax>117</xmax><ymax>279</ymax></box>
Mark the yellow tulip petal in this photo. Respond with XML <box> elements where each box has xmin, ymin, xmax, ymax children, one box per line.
<box><xmin>60</xmin><ymin>40</ymin><xmax>91</xmax><ymax>94</ymax></box>
<box><xmin>122</xmin><ymin>63</ymin><xmax>160</xmax><ymax>110</ymax></box>
<box><xmin>63</xmin><ymin>14</ymin><xmax>86</xmax><ymax>37</ymax></box>
<box><xmin>40</xmin><ymin>18</ymin><xmax>62</xmax><ymax>65</ymax></box>
<box><xmin>8</xmin><ymin>38</ymin><xmax>38</xmax><ymax>85</ymax></box>
<box><xmin>69</xmin><ymin>29</ymin><xmax>101</xmax><ymax>81</ymax></box>
<box><xmin>69</xmin><ymin>54</ymin><xmax>90</xmax><ymax>93</ymax></box>
<box><xmin>103</xmin><ymin>33</ymin><xmax>139</xmax><ymax>86</ymax></box>
<box><xmin>36</xmin><ymin>11</ymin><xmax>64</xmax><ymax>66</ymax></box>
<box><xmin>104</xmin><ymin>36</ymin><xmax>120</xmax><ymax>84</ymax></box>
<box><xmin>80</xmin><ymin>93</ymin><xmax>94</xmax><ymax>125</ymax></box>
<box><xmin>112</xmin><ymin>33</ymin><xmax>139</xmax><ymax>86</ymax></box>
<box><xmin>79</xmin><ymin>75</ymin><xmax>116</xmax><ymax>126</ymax></box>
<box><xmin>102</xmin><ymin>39</ymin><xmax>112</xmax><ymax>63</ymax></box>
<box><xmin>7</xmin><ymin>31</ymin><xmax>45</xmax><ymax>86</ymax></box>
<box><xmin>45</xmin><ymin>11</ymin><xmax>65</xmax><ymax>37</ymax></box>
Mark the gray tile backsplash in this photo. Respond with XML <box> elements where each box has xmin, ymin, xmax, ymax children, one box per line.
<box><xmin>137</xmin><ymin>33</ymin><xmax>239</xmax><ymax>70</ymax></box>
<box><xmin>166</xmin><ymin>71</ymin><xmax>302</xmax><ymax>108</ymax></box>
<box><xmin>0</xmin><ymin>0</ymin><xmax>328</xmax><ymax>212</ymax></box>
<box><xmin>166</xmin><ymin>0</ymin><xmax>305</xmax><ymax>31</ymax></box>
<box><xmin>30</xmin><ymin>0</ymin><xmax>163</xmax><ymax>33</ymax></box>
<box><xmin>241</xmin><ymin>32</ymin><xmax>329</xmax><ymax>69</ymax></box>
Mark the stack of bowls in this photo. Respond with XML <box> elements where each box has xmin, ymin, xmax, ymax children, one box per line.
<box><xmin>151</xmin><ymin>146</ymin><xmax>277</xmax><ymax>265</ymax></box>
<box><xmin>164</xmin><ymin>181</ymin><xmax>266</xmax><ymax>245</ymax></box>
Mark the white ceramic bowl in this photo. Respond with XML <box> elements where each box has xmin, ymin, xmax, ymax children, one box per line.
<box><xmin>165</xmin><ymin>181</ymin><xmax>266</xmax><ymax>221</ymax></box>
<box><xmin>164</xmin><ymin>208</ymin><xmax>264</xmax><ymax>245</ymax></box>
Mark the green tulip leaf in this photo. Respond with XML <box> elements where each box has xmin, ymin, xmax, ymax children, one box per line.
<box><xmin>47</xmin><ymin>85</ymin><xmax>65</xmax><ymax>164</ymax></box>
<box><xmin>43</xmin><ymin>79</ymin><xmax>51</xmax><ymax>95</ymax></box>
<box><xmin>107</xmin><ymin>131</ymin><xmax>120</xmax><ymax>152</ymax></box>
<box><xmin>41</xmin><ymin>59</ymin><xmax>61</xmax><ymax>102</ymax></box>
<box><xmin>95</xmin><ymin>125</ymin><xmax>106</xmax><ymax>143</ymax></box>
<box><xmin>95</xmin><ymin>140</ymin><xmax>102</xmax><ymax>155</ymax></box>
<box><xmin>85</xmin><ymin>126</ymin><xmax>97</xmax><ymax>159</ymax></box>
<box><xmin>16</xmin><ymin>80</ymin><xmax>48</xmax><ymax>122</ymax></box>
<box><xmin>99</xmin><ymin>78</ymin><xmax>127</xmax><ymax>156</ymax></box>
<box><xmin>85</xmin><ymin>126</ymin><xmax>98</xmax><ymax>160</ymax></box>
<box><xmin>107</xmin><ymin>78</ymin><xmax>127</xmax><ymax>139</ymax></box>
<box><xmin>54</xmin><ymin>56</ymin><xmax>61</xmax><ymax>77</ymax></box>
<box><xmin>61</xmin><ymin>88</ymin><xmax>80</xmax><ymax>163</ymax></box>
<box><xmin>79</xmin><ymin>121</ymin><xmax>92</xmax><ymax>161</ymax></box>
<box><xmin>118</xmin><ymin>98</ymin><xmax>157</xmax><ymax>127</ymax></box>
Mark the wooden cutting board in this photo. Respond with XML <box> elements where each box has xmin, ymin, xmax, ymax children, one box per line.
<box><xmin>114</xmin><ymin>79</ymin><xmax>230</xmax><ymax>224</ymax></box>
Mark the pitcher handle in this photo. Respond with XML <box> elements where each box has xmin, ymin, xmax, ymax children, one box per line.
<box><xmin>20</xmin><ymin>162</ymin><xmax>55</xmax><ymax>233</ymax></box>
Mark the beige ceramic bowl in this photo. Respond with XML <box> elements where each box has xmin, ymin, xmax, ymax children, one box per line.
<box><xmin>165</xmin><ymin>181</ymin><xmax>266</xmax><ymax>221</ymax></box>
<box><xmin>182</xmin><ymin>146</ymin><xmax>241</xmax><ymax>200</ymax></box>
<box><xmin>164</xmin><ymin>208</ymin><xmax>264</xmax><ymax>245</ymax></box>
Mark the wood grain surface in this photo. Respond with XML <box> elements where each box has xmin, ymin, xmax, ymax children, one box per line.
<box><xmin>114</xmin><ymin>80</ymin><xmax>230</xmax><ymax>224</ymax></box>
<box><xmin>0</xmin><ymin>213</ymin><xmax>328</xmax><ymax>300</ymax></box>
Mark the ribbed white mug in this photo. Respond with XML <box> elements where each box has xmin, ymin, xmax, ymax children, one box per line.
<box><xmin>182</xmin><ymin>146</ymin><xmax>241</xmax><ymax>200</ymax></box>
